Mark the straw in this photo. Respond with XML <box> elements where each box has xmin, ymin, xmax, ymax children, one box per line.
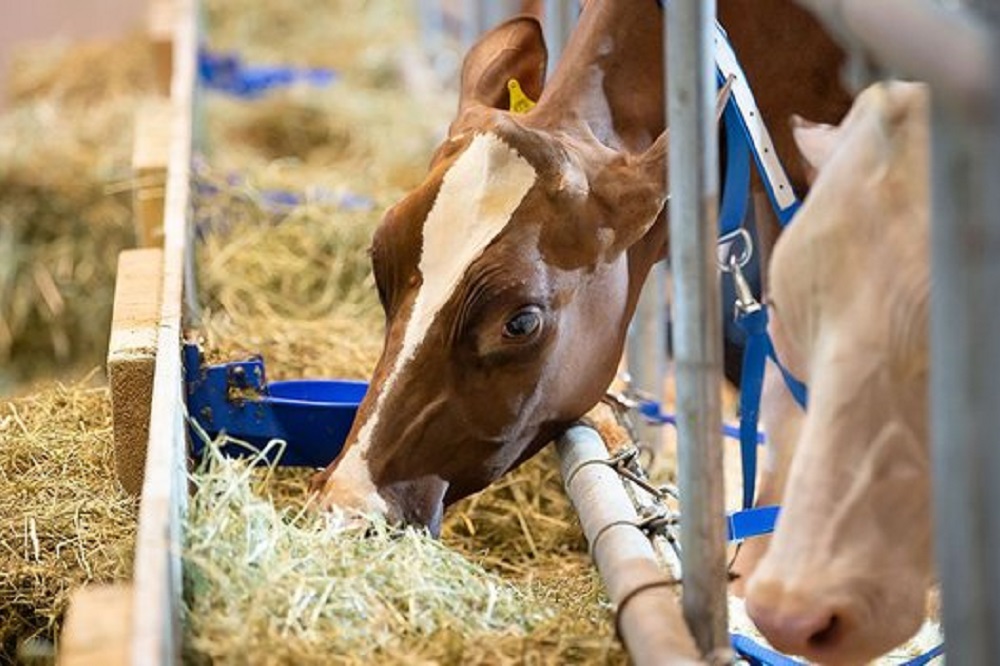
<box><xmin>0</xmin><ymin>378</ymin><xmax>137</xmax><ymax>661</ymax></box>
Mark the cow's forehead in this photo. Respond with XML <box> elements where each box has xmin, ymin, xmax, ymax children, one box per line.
<box><xmin>408</xmin><ymin>131</ymin><xmax>537</xmax><ymax>359</ymax></box>
<box><xmin>345</xmin><ymin>132</ymin><xmax>537</xmax><ymax>474</ymax></box>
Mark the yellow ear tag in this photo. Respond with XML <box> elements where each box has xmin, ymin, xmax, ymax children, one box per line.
<box><xmin>507</xmin><ymin>78</ymin><xmax>537</xmax><ymax>114</ymax></box>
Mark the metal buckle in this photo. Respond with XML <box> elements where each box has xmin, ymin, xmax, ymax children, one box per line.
<box><xmin>717</xmin><ymin>227</ymin><xmax>753</xmax><ymax>273</ymax></box>
<box><xmin>717</xmin><ymin>228</ymin><xmax>760</xmax><ymax>316</ymax></box>
<box><xmin>730</xmin><ymin>255</ymin><xmax>761</xmax><ymax>316</ymax></box>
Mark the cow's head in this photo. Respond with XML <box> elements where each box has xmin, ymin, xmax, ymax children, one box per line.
<box><xmin>312</xmin><ymin>16</ymin><xmax>668</xmax><ymax>534</ymax></box>
<box><xmin>744</xmin><ymin>81</ymin><xmax>932</xmax><ymax>663</ymax></box>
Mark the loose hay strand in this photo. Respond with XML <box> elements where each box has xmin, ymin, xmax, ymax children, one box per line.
<box><xmin>185</xmin><ymin>441</ymin><xmax>548</xmax><ymax>656</ymax></box>
<box><xmin>0</xmin><ymin>380</ymin><xmax>137</xmax><ymax>662</ymax></box>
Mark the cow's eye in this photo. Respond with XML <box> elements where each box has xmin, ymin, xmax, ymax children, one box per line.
<box><xmin>502</xmin><ymin>306</ymin><xmax>543</xmax><ymax>340</ymax></box>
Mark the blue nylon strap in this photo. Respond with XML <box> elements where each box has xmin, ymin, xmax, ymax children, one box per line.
<box><xmin>732</xmin><ymin>634</ymin><xmax>806</xmax><ymax>665</ymax></box>
<box><xmin>198</xmin><ymin>49</ymin><xmax>337</xmax><ymax>99</ymax></box>
<box><xmin>766</xmin><ymin>337</ymin><xmax>808</xmax><ymax>409</ymax></box>
<box><xmin>734</xmin><ymin>305</ymin><xmax>808</xmax><ymax>509</ymax></box>
<box><xmin>733</xmin><ymin>633</ymin><xmax>944</xmax><ymax>666</ymax></box>
<box><xmin>718</xmin><ymin>88</ymin><xmax>752</xmax><ymax>237</ymax></box>
<box><xmin>900</xmin><ymin>643</ymin><xmax>945</xmax><ymax>665</ymax></box>
<box><xmin>736</xmin><ymin>307</ymin><xmax>769</xmax><ymax>509</ymax></box>
<box><xmin>638</xmin><ymin>400</ymin><xmax>764</xmax><ymax>444</ymax></box>
<box><xmin>728</xmin><ymin>505</ymin><xmax>779</xmax><ymax>542</ymax></box>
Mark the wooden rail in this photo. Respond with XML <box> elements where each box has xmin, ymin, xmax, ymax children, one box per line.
<box><xmin>128</xmin><ymin>0</ymin><xmax>198</xmax><ymax>662</ymax></box>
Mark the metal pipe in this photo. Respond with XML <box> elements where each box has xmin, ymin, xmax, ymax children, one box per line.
<box><xmin>483</xmin><ymin>0</ymin><xmax>515</xmax><ymax>31</ymax></box>
<box><xmin>416</xmin><ymin>0</ymin><xmax>444</xmax><ymax>56</ymax></box>
<box><xmin>665</xmin><ymin>0</ymin><xmax>729</xmax><ymax>656</ymax></box>
<box><xmin>542</xmin><ymin>0</ymin><xmax>570</xmax><ymax>78</ymax></box>
<box><xmin>557</xmin><ymin>426</ymin><xmax>702</xmax><ymax>666</ymax></box>
<box><xmin>627</xmin><ymin>264</ymin><xmax>668</xmax><ymax>452</ymax></box>
<box><xmin>928</xmin><ymin>40</ymin><xmax>1000</xmax><ymax>666</ymax></box>
<box><xmin>461</xmin><ymin>0</ymin><xmax>482</xmax><ymax>50</ymax></box>
<box><xmin>795</xmin><ymin>0</ymin><xmax>995</xmax><ymax>114</ymax></box>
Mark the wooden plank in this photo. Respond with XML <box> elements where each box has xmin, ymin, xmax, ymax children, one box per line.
<box><xmin>108</xmin><ymin>248</ymin><xmax>164</xmax><ymax>495</ymax></box>
<box><xmin>58</xmin><ymin>584</ymin><xmax>133</xmax><ymax>666</ymax></box>
<box><xmin>132</xmin><ymin>102</ymin><xmax>172</xmax><ymax>247</ymax></box>
<box><xmin>147</xmin><ymin>0</ymin><xmax>175</xmax><ymax>96</ymax></box>
<box><xmin>130</xmin><ymin>0</ymin><xmax>197</xmax><ymax>663</ymax></box>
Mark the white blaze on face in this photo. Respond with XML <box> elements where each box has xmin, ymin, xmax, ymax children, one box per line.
<box><xmin>328</xmin><ymin>132</ymin><xmax>537</xmax><ymax>511</ymax></box>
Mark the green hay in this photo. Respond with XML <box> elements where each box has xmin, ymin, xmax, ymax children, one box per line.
<box><xmin>184</xmin><ymin>441</ymin><xmax>592</xmax><ymax>665</ymax></box>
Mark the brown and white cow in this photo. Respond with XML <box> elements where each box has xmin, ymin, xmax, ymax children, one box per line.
<box><xmin>742</xmin><ymin>81</ymin><xmax>932</xmax><ymax>664</ymax></box>
<box><xmin>313</xmin><ymin>1</ymin><xmax>852</xmax><ymax>534</ymax></box>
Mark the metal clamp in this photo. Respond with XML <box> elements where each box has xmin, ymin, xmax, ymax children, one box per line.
<box><xmin>717</xmin><ymin>227</ymin><xmax>754</xmax><ymax>273</ymax></box>
<box><xmin>729</xmin><ymin>254</ymin><xmax>761</xmax><ymax>316</ymax></box>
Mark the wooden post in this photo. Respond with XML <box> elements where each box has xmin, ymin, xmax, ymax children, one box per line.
<box><xmin>132</xmin><ymin>101</ymin><xmax>172</xmax><ymax>247</ymax></box>
<box><xmin>107</xmin><ymin>248</ymin><xmax>164</xmax><ymax>496</ymax></box>
<box><xmin>58</xmin><ymin>585</ymin><xmax>133</xmax><ymax>666</ymax></box>
<box><xmin>147</xmin><ymin>0</ymin><xmax>175</xmax><ymax>96</ymax></box>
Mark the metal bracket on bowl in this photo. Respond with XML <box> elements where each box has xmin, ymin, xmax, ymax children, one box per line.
<box><xmin>182</xmin><ymin>343</ymin><xmax>367</xmax><ymax>467</ymax></box>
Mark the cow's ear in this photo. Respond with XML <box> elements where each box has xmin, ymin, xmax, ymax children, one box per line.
<box><xmin>458</xmin><ymin>16</ymin><xmax>547</xmax><ymax>113</ymax></box>
<box><xmin>595</xmin><ymin>130</ymin><xmax>669</xmax><ymax>252</ymax></box>
<box><xmin>791</xmin><ymin>114</ymin><xmax>841</xmax><ymax>185</ymax></box>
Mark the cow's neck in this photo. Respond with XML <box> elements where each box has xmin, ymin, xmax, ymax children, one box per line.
<box><xmin>531</xmin><ymin>1</ymin><xmax>664</xmax><ymax>153</ymax></box>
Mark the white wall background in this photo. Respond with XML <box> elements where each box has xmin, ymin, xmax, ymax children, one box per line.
<box><xmin>0</xmin><ymin>0</ymin><xmax>145</xmax><ymax>108</ymax></box>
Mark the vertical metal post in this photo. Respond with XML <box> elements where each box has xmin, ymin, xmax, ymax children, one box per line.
<box><xmin>416</xmin><ymin>0</ymin><xmax>444</xmax><ymax>56</ymax></box>
<box><xmin>542</xmin><ymin>0</ymin><xmax>569</xmax><ymax>77</ymax></box>
<box><xmin>929</xmin><ymin>11</ymin><xmax>1000</xmax><ymax>664</ymax></box>
<box><xmin>462</xmin><ymin>0</ymin><xmax>482</xmax><ymax>50</ymax></box>
<box><xmin>483</xmin><ymin>0</ymin><xmax>517</xmax><ymax>31</ymax></box>
<box><xmin>628</xmin><ymin>265</ymin><xmax>667</xmax><ymax>451</ymax></box>
<box><xmin>666</xmin><ymin>0</ymin><xmax>729</xmax><ymax>657</ymax></box>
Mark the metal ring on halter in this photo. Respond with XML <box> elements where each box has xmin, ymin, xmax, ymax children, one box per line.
<box><xmin>717</xmin><ymin>227</ymin><xmax>754</xmax><ymax>273</ymax></box>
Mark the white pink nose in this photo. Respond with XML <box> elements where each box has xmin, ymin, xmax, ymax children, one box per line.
<box><xmin>745</xmin><ymin>579</ymin><xmax>847</xmax><ymax>657</ymax></box>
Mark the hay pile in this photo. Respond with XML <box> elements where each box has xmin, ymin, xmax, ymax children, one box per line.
<box><xmin>0</xmin><ymin>36</ymin><xmax>156</xmax><ymax>393</ymax></box>
<box><xmin>184</xmin><ymin>440</ymin><xmax>622</xmax><ymax>664</ymax></box>
<box><xmin>0</xmin><ymin>378</ymin><xmax>137</xmax><ymax>662</ymax></box>
<box><xmin>185</xmin><ymin>441</ymin><xmax>611</xmax><ymax>664</ymax></box>
<box><xmin>196</xmin><ymin>0</ymin><xmax>453</xmax><ymax>379</ymax></box>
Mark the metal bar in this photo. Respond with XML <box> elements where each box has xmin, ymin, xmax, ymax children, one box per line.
<box><xmin>927</xmin><ymin>31</ymin><xmax>1000</xmax><ymax>666</ymax></box>
<box><xmin>416</xmin><ymin>0</ymin><xmax>445</xmax><ymax>56</ymax></box>
<box><xmin>795</xmin><ymin>0</ymin><xmax>994</xmax><ymax>114</ymax></box>
<box><xmin>461</xmin><ymin>0</ymin><xmax>482</xmax><ymax>50</ymax></box>
<box><xmin>665</xmin><ymin>0</ymin><xmax>729</xmax><ymax>657</ymax></box>
<box><xmin>557</xmin><ymin>426</ymin><xmax>702</xmax><ymax>666</ymax></box>
<box><xmin>482</xmin><ymin>0</ymin><xmax>513</xmax><ymax>31</ymax></box>
<box><xmin>542</xmin><ymin>0</ymin><xmax>567</xmax><ymax>78</ymax></box>
<box><xmin>627</xmin><ymin>264</ymin><xmax>668</xmax><ymax>451</ymax></box>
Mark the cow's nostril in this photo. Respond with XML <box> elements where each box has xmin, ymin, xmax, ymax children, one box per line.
<box><xmin>746</xmin><ymin>589</ymin><xmax>844</xmax><ymax>657</ymax></box>
<box><xmin>807</xmin><ymin>611</ymin><xmax>841</xmax><ymax>649</ymax></box>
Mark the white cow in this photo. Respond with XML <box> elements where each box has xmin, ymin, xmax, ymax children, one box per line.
<box><xmin>743</xmin><ymin>80</ymin><xmax>933</xmax><ymax>665</ymax></box>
